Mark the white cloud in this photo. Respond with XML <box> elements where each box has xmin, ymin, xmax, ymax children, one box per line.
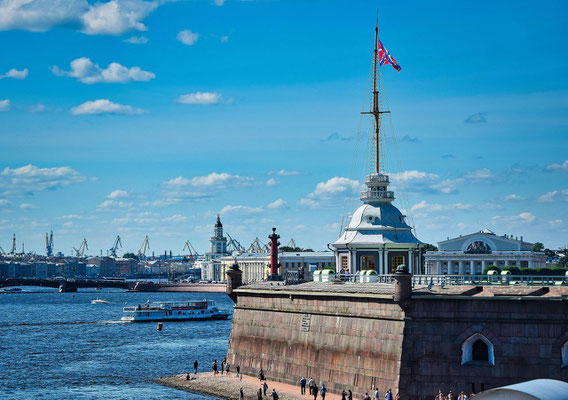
<box><xmin>546</xmin><ymin>160</ymin><xmax>568</xmax><ymax>171</ymax></box>
<box><xmin>265</xmin><ymin>178</ymin><xmax>278</xmax><ymax>186</ymax></box>
<box><xmin>177</xmin><ymin>92</ymin><xmax>222</xmax><ymax>105</ymax></box>
<box><xmin>108</xmin><ymin>189</ymin><xmax>128</xmax><ymax>199</ymax></box>
<box><xmin>538</xmin><ymin>189</ymin><xmax>568</xmax><ymax>202</ymax></box>
<box><xmin>59</xmin><ymin>214</ymin><xmax>96</xmax><ymax>220</ymax></box>
<box><xmin>267</xmin><ymin>199</ymin><xmax>286</xmax><ymax>209</ymax></box>
<box><xmin>0</xmin><ymin>99</ymin><xmax>9</xmax><ymax>112</ymax></box>
<box><xmin>0</xmin><ymin>199</ymin><xmax>11</xmax><ymax>206</ymax></box>
<box><xmin>269</xmin><ymin>169</ymin><xmax>302</xmax><ymax>176</ymax></box>
<box><xmin>214</xmin><ymin>0</ymin><xmax>226</xmax><ymax>5</ymax></box>
<box><xmin>219</xmin><ymin>205</ymin><xmax>263</xmax><ymax>215</ymax></box>
<box><xmin>52</xmin><ymin>57</ymin><xmax>154</xmax><ymax>84</ymax></box>
<box><xmin>0</xmin><ymin>0</ymin><xmax>160</xmax><ymax>35</ymax></box>
<box><xmin>464</xmin><ymin>168</ymin><xmax>495</xmax><ymax>181</ymax></box>
<box><xmin>177</xmin><ymin>29</ymin><xmax>199</xmax><ymax>45</ymax></box>
<box><xmin>97</xmin><ymin>199</ymin><xmax>133</xmax><ymax>211</ymax></box>
<box><xmin>411</xmin><ymin>200</ymin><xmax>472</xmax><ymax>213</ymax></box>
<box><xmin>124</xmin><ymin>35</ymin><xmax>148</xmax><ymax>44</ymax></box>
<box><xmin>0</xmin><ymin>68</ymin><xmax>28</xmax><ymax>79</ymax></box>
<box><xmin>390</xmin><ymin>170</ymin><xmax>463</xmax><ymax>194</ymax></box>
<box><xmin>519</xmin><ymin>212</ymin><xmax>536</xmax><ymax>223</ymax></box>
<box><xmin>163</xmin><ymin>214</ymin><xmax>187</xmax><ymax>223</ymax></box>
<box><xmin>220</xmin><ymin>35</ymin><xmax>229</xmax><ymax>43</ymax></box>
<box><xmin>0</xmin><ymin>164</ymin><xmax>86</xmax><ymax>195</ymax></box>
<box><xmin>71</xmin><ymin>99</ymin><xmax>145</xmax><ymax>115</ymax></box>
<box><xmin>19</xmin><ymin>203</ymin><xmax>37</xmax><ymax>209</ymax></box>
<box><xmin>165</xmin><ymin>173</ymin><xmax>254</xmax><ymax>188</ymax></box>
<box><xmin>300</xmin><ymin>177</ymin><xmax>359</xmax><ymax>208</ymax></box>
<box><xmin>504</xmin><ymin>194</ymin><xmax>524</xmax><ymax>201</ymax></box>
<box><xmin>491</xmin><ymin>212</ymin><xmax>537</xmax><ymax>227</ymax></box>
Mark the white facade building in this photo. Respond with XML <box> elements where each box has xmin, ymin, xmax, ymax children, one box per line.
<box><xmin>208</xmin><ymin>215</ymin><xmax>229</xmax><ymax>260</ymax></box>
<box><xmin>331</xmin><ymin>172</ymin><xmax>423</xmax><ymax>275</ymax></box>
<box><xmin>424</xmin><ymin>229</ymin><xmax>547</xmax><ymax>274</ymax></box>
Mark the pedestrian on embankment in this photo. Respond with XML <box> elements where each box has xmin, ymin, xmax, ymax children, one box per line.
<box><xmin>341</xmin><ymin>390</ymin><xmax>347</xmax><ymax>400</ymax></box>
<box><xmin>240</xmin><ymin>387</ymin><xmax>244</xmax><ymax>400</ymax></box>
<box><xmin>308</xmin><ymin>378</ymin><xmax>315</xmax><ymax>395</ymax></box>
<box><xmin>212</xmin><ymin>360</ymin><xmax>218</xmax><ymax>375</ymax></box>
<box><xmin>194</xmin><ymin>359</ymin><xmax>198</xmax><ymax>375</ymax></box>
<box><xmin>374</xmin><ymin>387</ymin><xmax>380</xmax><ymax>400</ymax></box>
<box><xmin>237</xmin><ymin>365</ymin><xmax>241</xmax><ymax>378</ymax></box>
<box><xmin>271</xmin><ymin>389</ymin><xmax>279</xmax><ymax>400</ymax></box>
<box><xmin>300</xmin><ymin>377</ymin><xmax>307</xmax><ymax>395</ymax></box>
<box><xmin>263</xmin><ymin>382</ymin><xmax>268</xmax><ymax>396</ymax></box>
<box><xmin>313</xmin><ymin>384</ymin><xmax>318</xmax><ymax>400</ymax></box>
<box><xmin>221</xmin><ymin>359</ymin><xmax>226</xmax><ymax>375</ymax></box>
<box><xmin>257</xmin><ymin>387</ymin><xmax>263</xmax><ymax>400</ymax></box>
<box><xmin>348</xmin><ymin>389</ymin><xmax>353</xmax><ymax>400</ymax></box>
<box><xmin>226</xmin><ymin>363</ymin><xmax>230</xmax><ymax>376</ymax></box>
<box><xmin>384</xmin><ymin>389</ymin><xmax>392</xmax><ymax>400</ymax></box>
<box><xmin>320</xmin><ymin>384</ymin><xmax>327</xmax><ymax>400</ymax></box>
<box><xmin>363</xmin><ymin>392</ymin><xmax>371</xmax><ymax>400</ymax></box>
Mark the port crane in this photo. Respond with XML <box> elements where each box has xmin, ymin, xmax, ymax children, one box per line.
<box><xmin>287</xmin><ymin>238</ymin><xmax>297</xmax><ymax>249</ymax></box>
<box><xmin>183</xmin><ymin>240</ymin><xmax>198</xmax><ymax>258</ymax></box>
<box><xmin>73</xmin><ymin>238</ymin><xmax>88</xmax><ymax>258</ymax></box>
<box><xmin>108</xmin><ymin>235</ymin><xmax>122</xmax><ymax>257</ymax></box>
<box><xmin>248</xmin><ymin>237</ymin><xmax>270</xmax><ymax>253</ymax></box>
<box><xmin>0</xmin><ymin>245</ymin><xmax>4</xmax><ymax>255</ymax></box>
<box><xmin>138</xmin><ymin>235</ymin><xmax>150</xmax><ymax>259</ymax></box>
<box><xmin>226</xmin><ymin>232</ymin><xmax>245</xmax><ymax>253</ymax></box>
<box><xmin>11</xmin><ymin>234</ymin><xmax>16</xmax><ymax>255</ymax></box>
<box><xmin>45</xmin><ymin>231</ymin><xmax>54</xmax><ymax>257</ymax></box>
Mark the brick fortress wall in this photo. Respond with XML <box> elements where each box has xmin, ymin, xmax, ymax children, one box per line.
<box><xmin>227</xmin><ymin>290</ymin><xmax>406</xmax><ymax>396</ymax></box>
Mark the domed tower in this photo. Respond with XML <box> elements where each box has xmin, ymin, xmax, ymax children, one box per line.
<box><xmin>209</xmin><ymin>214</ymin><xmax>228</xmax><ymax>258</ymax></box>
<box><xmin>331</xmin><ymin>24</ymin><xmax>422</xmax><ymax>275</ymax></box>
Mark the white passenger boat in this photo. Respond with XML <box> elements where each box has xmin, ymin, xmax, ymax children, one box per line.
<box><xmin>91</xmin><ymin>299</ymin><xmax>109</xmax><ymax>304</ymax></box>
<box><xmin>121</xmin><ymin>300</ymin><xmax>230</xmax><ymax>322</ymax></box>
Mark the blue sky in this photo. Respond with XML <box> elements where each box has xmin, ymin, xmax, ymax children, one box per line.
<box><xmin>0</xmin><ymin>0</ymin><xmax>567</xmax><ymax>256</ymax></box>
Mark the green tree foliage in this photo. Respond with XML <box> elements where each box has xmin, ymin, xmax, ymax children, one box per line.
<box><xmin>483</xmin><ymin>265</ymin><xmax>501</xmax><ymax>275</ymax></box>
<box><xmin>123</xmin><ymin>252</ymin><xmax>139</xmax><ymax>260</ymax></box>
<box><xmin>558</xmin><ymin>256</ymin><xmax>568</xmax><ymax>268</ymax></box>
<box><xmin>544</xmin><ymin>248</ymin><xmax>556</xmax><ymax>258</ymax></box>
<box><xmin>279</xmin><ymin>246</ymin><xmax>313</xmax><ymax>252</ymax></box>
<box><xmin>532</xmin><ymin>242</ymin><xmax>544</xmax><ymax>252</ymax></box>
<box><xmin>503</xmin><ymin>265</ymin><xmax>521</xmax><ymax>275</ymax></box>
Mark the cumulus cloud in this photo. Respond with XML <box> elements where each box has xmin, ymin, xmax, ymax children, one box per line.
<box><xmin>300</xmin><ymin>177</ymin><xmax>359</xmax><ymax>208</ymax></box>
<box><xmin>268</xmin><ymin>169</ymin><xmax>302</xmax><ymax>176</ymax></box>
<box><xmin>538</xmin><ymin>189</ymin><xmax>568</xmax><ymax>202</ymax></box>
<box><xmin>411</xmin><ymin>200</ymin><xmax>471</xmax><ymax>214</ymax></box>
<box><xmin>214</xmin><ymin>0</ymin><xmax>226</xmax><ymax>5</ymax></box>
<box><xmin>219</xmin><ymin>205</ymin><xmax>263</xmax><ymax>215</ymax></box>
<box><xmin>0</xmin><ymin>68</ymin><xmax>28</xmax><ymax>79</ymax></box>
<box><xmin>399</xmin><ymin>135</ymin><xmax>419</xmax><ymax>143</ymax></box>
<box><xmin>265</xmin><ymin>178</ymin><xmax>278</xmax><ymax>186</ymax></box>
<box><xmin>0</xmin><ymin>164</ymin><xmax>86</xmax><ymax>196</ymax></box>
<box><xmin>321</xmin><ymin>132</ymin><xmax>354</xmax><ymax>142</ymax></box>
<box><xmin>464</xmin><ymin>112</ymin><xmax>487</xmax><ymax>124</ymax></box>
<box><xmin>0</xmin><ymin>99</ymin><xmax>9</xmax><ymax>111</ymax></box>
<box><xmin>177</xmin><ymin>92</ymin><xmax>222</xmax><ymax>105</ymax></box>
<box><xmin>97</xmin><ymin>199</ymin><xmax>133</xmax><ymax>210</ymax></box>
<box><xmin>504</xmin><ymin>194</ymin><xmax>524</xmax><ymax>201</ymax></box>
<box><xmin>546</xmin><ymin>160</ymin><xmax>568</xmax><ymax>171</ymax></box>
<box><xmin>108</xmin><ymin>189</ymin><xmax>128</xmax><ymax>199</ymax></box>
<box><xmin>267</xmin><ymin>199</ymin><xmax>286</xmax><ymax>209</ymax></box>
<box><xmin>0</xmin><ymin>0</ymin><xmax>160</xmax><ymax>35</ymax></box>
<box><xmin>519</xmin><ymin>212</ymin><xmax>536</xmax><ymax>223</ymax></box>
<box><xmin>124</xmin><ymin>35</ymin><xmax>148</xmax><ymax>44</ymax></box>
<box><xmin>491</xmin><ymin>212</ymin><xmax>537</xmax><ymax>227</ymax></box>
<box><xmin>463</xmin><ymin>168</ymin><xmax>495</xmax><ymax>181</ymax></box>
<box><xmin>52</xmin><ymin>57</ymin><xmax>155</xmax><ymax>84</ymax></box>
<box><xmin>391</xmin><ymin>170</ymin><xmax>463</xmax><ymax>195</ymax></box>
<box><xmin>177</xmin><ymin>29</ymin><xmax>199</xmax><ymax>45</ymax></box>
<box><xmin>71</xmin><ymin>99</ymin><xmax>145</xmax><ymax>115</ymax></box>
<box><xmin>165</xmin><ymin>172</ymin><xmax>254</xmax><ymax>188</ymax></box>
<box><xmin>19</xmin><ymin>203</ymin><xmax>37</xmax><ymax>209</ymax></box>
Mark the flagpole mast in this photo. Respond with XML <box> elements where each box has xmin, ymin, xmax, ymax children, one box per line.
<box><xmin>373</xmin><ymin>24</ymin><xmax>379</xmax><ymax>173</ymax></box>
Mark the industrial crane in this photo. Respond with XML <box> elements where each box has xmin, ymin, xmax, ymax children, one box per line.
<box><xmin>73</xmin><ymin>238</ymin><xmax>88</xmax><ymax>258</ymax></box>
<box><xmin>138</xmin><ymin>235</ymin><xmax>150</xmax><ymax>259</ymax></box>
<box><xmin>287</xmin><ymin>238</ymin><xmax>297</xmax><ymax>249</ymax></box>
<box><xmin>0</xmin><ymin>245</ymin><xmax>5</xmax><ymax>255</ymax></box>
<box><xmin>226</xmin><ymin>232</ymin><xmax>245</xmax><ymax>253</ymax></box>
<box><xmin>45</xmin><ymin>230</ymin><xmax>54</xmax><ymax>257</ymax></box>
<box><xmin>183</xmin><ymin>240</ymin><xmax>198</xmax><ymax>257</ymax></box>
<box><xmin>11</xmin><ymin>233</ymin><xmax>16</xmax><ymax>255</ymax></box>
<box><xmin>248</xmin><ymin>237</ymin><xmax>269</xmax><ymax>253</ymax></box>
<box><xmin>108</xmin><ymin>235</ymin><xmax>122</xmax><ymax>257</ymax></box>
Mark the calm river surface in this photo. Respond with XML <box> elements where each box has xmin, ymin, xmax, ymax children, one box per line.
<box><xmin>0</xmin><ymin>289</ymin><xmax>232</xmax><ymax>399</ymax></box>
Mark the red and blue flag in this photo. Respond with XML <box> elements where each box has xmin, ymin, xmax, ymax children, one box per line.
<box><xmin>378</xmin><ymin>39</ymin><xmax>401</xmax><ymax>72</ymax></box>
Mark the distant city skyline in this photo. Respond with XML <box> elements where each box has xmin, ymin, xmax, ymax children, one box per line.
<box><xmin>0</xmin><ymin>0</ymin><xmax>567</xmax><ymax>255</ymax></box>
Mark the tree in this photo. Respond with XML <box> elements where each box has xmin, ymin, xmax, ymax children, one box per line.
<box><xmin>279</xmin><ymin>246</ymin><xmax>313</xmax><ymax>252</ymax></box>
<box><xmin>532</xmin><ymin>242</ymin><xmax>544</xmax><ymax>252</ymax></box>
<box><xmin>558</xmin><ymin>256</ymin><xmax>568</xmax><ymax>268</ymax></box>
<box><xmin>544</xmin><ymin>248</ymin><xmax>556</xmax><ymax>258</ymax></box>
<box><xmin>503</xmin><ymin>265</ymin><xmax>521</xmax><ymax>275</ymax></box>
<box><xmin>123</xmin><ymin>252</ymin><xmax>139</xmax><ymax>260</ymax></box>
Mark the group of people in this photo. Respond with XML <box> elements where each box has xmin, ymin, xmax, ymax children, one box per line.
<box><xmin>299</xmin><ymin>379</ymin><xmax>400</xmax><ymax>400</ymax></box>
<box><xmin>299</xmin><ymin>377</ymin><xmax>329</xmax><ymax>400</ymax></box>
<box><xmin>210</xmin><ymin>357</ymin><xmax>243</xmax><ymax>380</ymax></box>
<box><xmin>435</xmin><ymin>390</ymin><xmax>473</xmax><ymax>399</ymax></box>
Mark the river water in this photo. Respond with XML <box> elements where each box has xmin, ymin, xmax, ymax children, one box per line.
<box><xmin>0</xmin><ymin>289</ymin><xmax>232</xmax><ymax>399</ymax></box>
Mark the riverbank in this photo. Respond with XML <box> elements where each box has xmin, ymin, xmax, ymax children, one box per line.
<box><xmin>154</xmin><ymin>372</ymin><xmax>344</xmax><ymax>400</ymax></box>
<box><xmin>130</xmin><ymin>282</ymin><xmax>226</xmax><ymax>292</ymax></box>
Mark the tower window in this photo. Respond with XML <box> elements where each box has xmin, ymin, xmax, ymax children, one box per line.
<box><xmin>472</xmin><ymin>340</ymin><xmax>489</xmax><ymax>362</ymax></box>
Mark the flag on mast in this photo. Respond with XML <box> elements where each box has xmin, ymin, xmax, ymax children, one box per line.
<box><xmin>378</xmin><ymin>39</ymin><xmax>401</xmax><ymax>72</ymax></box>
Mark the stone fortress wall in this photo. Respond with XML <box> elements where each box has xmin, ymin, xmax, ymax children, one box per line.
<box><xmin>226</xmin><ymin>282</ymin><xmax>568</xmax><ymax>400</ymax></box>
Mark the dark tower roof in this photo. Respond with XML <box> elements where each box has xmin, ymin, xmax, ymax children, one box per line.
<box><xmin>215</xmin><ymin>214</ymin><xmax>223</xmax><ymax>228</ymax></box>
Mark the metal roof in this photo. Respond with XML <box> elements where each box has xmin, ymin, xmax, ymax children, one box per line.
<box><xmin>473</xmin><ymin>379</ymin><xmax>568</xmax><ymax>400</ymax></box>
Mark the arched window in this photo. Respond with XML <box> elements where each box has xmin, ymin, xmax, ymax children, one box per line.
<box><xmin>562</xmin><ymin>342</ymin><xmax>568</xmax><ymax>367</ymax></box>
<box><xmin>462</xmin><ymin>333</ymin><xmax>495</xmax><ymax>366</ymax></box>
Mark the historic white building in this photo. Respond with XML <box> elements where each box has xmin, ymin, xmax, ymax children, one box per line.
<box><xmin>424</xmin><ymin>229</ymin><xmax>547</xmax><ymax>274</ymax></box>
<box><xmin>331</xmin><ymin>172</ymin><xmax>423</xmax><ymax>275</ymax></box>
<box><xmin>207</xmin><ymin>215</ymin><xmax>228</xmax><ymax>260</ymax></box>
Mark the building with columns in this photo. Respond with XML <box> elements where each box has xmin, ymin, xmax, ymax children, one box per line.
<box><xmin>331</xmin><ymin>172</ymin><xmax>423</xmax><ymax>275</ymax></box>
<box><xmin>424</xmin><ymin>229</ymin><xmax>547</xmax><ymax>274</ymax></box>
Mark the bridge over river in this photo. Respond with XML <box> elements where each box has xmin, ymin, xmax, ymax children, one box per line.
<box><xmin>0</xmin><ymin>278</ymin><xmax>130</xmax><ymax>292</ymax></box>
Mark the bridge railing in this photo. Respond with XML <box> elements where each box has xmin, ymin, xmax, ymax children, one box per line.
<box><xmin>411</xmin><ymin>274</ymin><xmax>568</xmax><ymax>287</ymax></box>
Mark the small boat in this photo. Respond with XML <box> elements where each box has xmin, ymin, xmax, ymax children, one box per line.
<box><xmin>91</xmin><ymin>299</ymin><xmax>109</xmax><ymax>304</ymax></box>
<box><xmin>121</xmin><ymin>299</ymin><xmax>230</xmax><ymax>322</ymax></box>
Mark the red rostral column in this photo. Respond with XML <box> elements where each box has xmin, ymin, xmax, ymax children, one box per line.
<box><xmin>268</xmin><ymin>227</ymin><xmax>280</xmax><ymax>276</ymax></box>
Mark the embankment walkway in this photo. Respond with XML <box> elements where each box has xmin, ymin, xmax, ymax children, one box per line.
<box><xmin>154</xmin><ymin>372</ymin><xmax>345</xmax><ymax>400</ymax></box>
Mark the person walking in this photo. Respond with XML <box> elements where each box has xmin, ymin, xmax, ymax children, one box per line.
<box><xmin>193</xmin><ymin>359</ymin><xmax>198</xmax><ymax>375</ymax></box>
<box><xmin>263</xmin><ymin>382</ymin><xmax>268</xmax><ymax>396</ymax></box>
<box><xmin>447</xmin><ymin>391</ymin><xmax>454</xmax><ymax>400</ymax></box>
<box><xmin>308</xmin><ymin>378</ymin><xmax>315</xmax><ymax>395</ymax></box>
<box><xmin>313</xmin><ymin>384</ymin><xmax>318</xmax><ymax>400</ymax></box>
<box><xmin>212</xmin><ymin>360</ymin><xmax>218</xmax><ymax>375</ymax></box>
<box><xmin>348</xmin><ymin>389</ymin><xmax>353</xmax><ymax>400</ymax></box>
<box><xmin>341</xmin><ymin>390</ymin><xmax>347</xmax><ymax>400</ymax></box>
<box><xmin>300</xmin><ymin>377</ymin><xmax>307</xmax><ymax>395</ymax></box>
<box><xmin>226</xmin><ymin>363</ymin><xmax>230</xmax><ymax>376</ymax></box>
<box><xmin>384</xmin><ymin>389</ymin><xmax>393</xmax><ymax>400</ymax></box>
<box><xmin>374</xmin><ymin>388</ymin><xmax>380</xmax><ymax>400</ymax></box>
<box><xmin>271</xmin><ymin>389</ymin><xmax>279</xmax><ymax>400</ymax></box>
<box><xmin>320</xmin><ymin>384</ymin><xmax>327</xmax><ymax>400</ymax></box>
<box><xmin>240</xmin><ymin>388</ymin><xmax>244</xmax><ymax>400</ymax></box>
<box><xmin>257</xmin><ymin>388</ymin><xmax>263</xmax><ymax>400</ymax></box>
<box><xmin>221</xmin><ymin>359</ymin><xmax>226</xmax><ymax>375</ymax></box>
<box><xmin>237</xmin><ymin>365</ymin><xmax>241</xmax><ymax>378</ymax></box>
<box><xmin>363</xmin><ymin>393</ymin><xmax>371</xmax><ymax>400</ymax></box>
